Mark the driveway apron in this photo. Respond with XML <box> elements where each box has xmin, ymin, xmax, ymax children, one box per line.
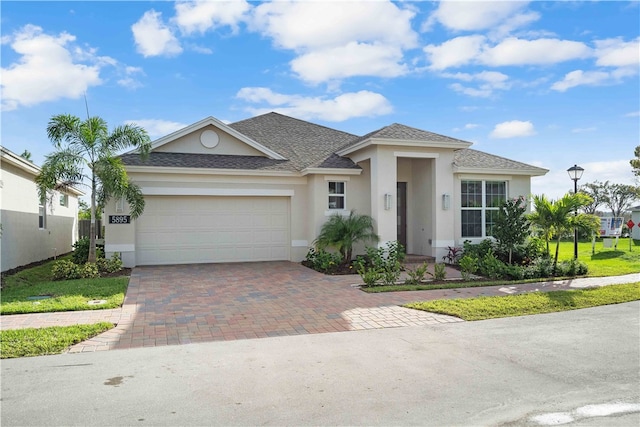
<box><xmin>69</xmin><ymin>262</ymin><xmax>463</xmax><ymax>352</ymax></box>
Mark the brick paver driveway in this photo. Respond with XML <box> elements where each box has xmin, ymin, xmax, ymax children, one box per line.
<box><xmin>71</xmin><ymin>262</ymin><xmax>462</xmax><ymax>352</ymax></box>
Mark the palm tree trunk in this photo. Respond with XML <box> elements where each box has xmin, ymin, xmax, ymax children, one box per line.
<box><xmin>88</xmin><ymin>172</ymin><xmax>97</xmax><ymax>263</ymax></box>
<box><xmin>553</xmin><ymin>236</ymin><xmax>561</xmax><ymax>274</ymax></box>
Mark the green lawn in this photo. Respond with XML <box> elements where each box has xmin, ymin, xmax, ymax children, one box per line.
<box><xmin>405</xmin><ymin>282</ymin><xmax>640</xmax><ymax>321</ymax></box>
<box><xmin>557</xmin><ymin>238</ymin><xmax>640</xmax><ymax>276</ymax></box>
<box><xmin>0</xmin><ymin>323</ymin><xmax>114</xmax><ymax>358</ymax></box>
<box><xmin>1</xmin><ymin>257</ymin><xmax>129</xmax><ymax>315</ymax></box>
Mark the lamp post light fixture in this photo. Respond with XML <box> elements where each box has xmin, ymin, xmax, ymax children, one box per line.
<box><xmin>567</xmin><ymin>164</ymin><xmax>584</xmax><ymax>259</ymax></box>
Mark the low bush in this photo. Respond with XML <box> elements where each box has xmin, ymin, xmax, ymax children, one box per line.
<box><xmin>458</xmin><ymin>255</ymin><xmax>479</xmax><ymax>281</ymax></box>
<box><xmin>51</xmin><ymin>254</ymin><xmax>122</xmax><ymax>281</ymax></box>
<box><xmin>96</xmin><ymin>253</ymin><xmax>123</xmax><ymax>274</ymax></box>
<box><xmin>51</xmin><ymin>260</ymin><xmax>82</xmax><ymax>280</ymax></box>
<box><xmin>556</xmin><ymin>258</ymin><xmax>589</xmax><ymax>277</ymax></box>
<box><xmin>72</xmin><ymin>237</ymin><xmax>104</xmax><ymax>264</ymax></box>
<box><xmin>433</xmin><ymin>263</ymin><xmax>447</xmax><ymax>281</ymax></box>
<box><xmin>303</xmin><ymin>247</ymin><xmax>343</xmax><ymax>274</ymax></box>
<box><xmin>405</xmin><ymin>262</ymin><xmax>429</xmax><ymax>285</ymax></box>
<box><xmin>356</xmin><ymin>241</ymin><xmax>404</xmax><ymax>286</ymax></box>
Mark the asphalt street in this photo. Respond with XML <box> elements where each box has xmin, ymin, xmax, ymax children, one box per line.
<box><xmin>1</xmin><ymin>301</ymin><xmax>639</xmax><ymax>426</ymax></box>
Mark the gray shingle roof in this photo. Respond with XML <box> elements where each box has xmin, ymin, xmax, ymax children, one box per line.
<box><xmin>121</xmin><ymin>112</ymin><xmax>546</xmax><ymax>177</ymax></box>
<box><xmin>120</xmin><ymin>152</ymin><xmax>294</xmax><ymax>171</ymax></box>
<box><xmin>229</xmin><ymin>112</ymin><xmax>360</xmax><ymax>170</ymax></box>
<box><xmin>454</xmin><ymin>149</ymin><xmax>548</xmax><ymax>174</ymax></box>
<box><xmin>345</xmin><ymin>123</ymin><xmax>472</xmax><ymax>147</ymax></box>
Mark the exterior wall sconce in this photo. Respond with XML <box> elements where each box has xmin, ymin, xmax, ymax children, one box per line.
<box><xmin>442</xmin><ymin>193</ymin><xmax>451</xmax><ymax>210</ymax></box>
<box><xmin>384</xmin><ymin>193</ymin><xmax>393</xmax><ymax>210</ymax></box>
<box><xmin>115</xmin><ymin>197</ymin><xmax>125</xmax><ymax>213</ymax></box>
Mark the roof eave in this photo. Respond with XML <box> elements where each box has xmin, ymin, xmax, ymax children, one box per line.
<box><xmin>453</xmin><ymin>166</ymin><xmax>549</xmax><ymax>177</ymax></box>
<box><xmin>300</xmin><ymin>168</ymin><xmax>363</xmax><ymax>176</ymax></box>
<box><xmin>337</xmin><ymin>137</ymin><xmax>472</xmax><ymax>156</ymax></box>
<box><xmin>125</xmin><ymin>165</ymin><xmax>298</xmax><ymax>177</ymax></box>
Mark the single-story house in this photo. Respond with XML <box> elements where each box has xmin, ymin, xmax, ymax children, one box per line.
<box><xmin>105</xmin><ymin>112</ymin><xmax>548</xmax><ymax>267</ymax></box>
<box><xmin>1</xmin><ymin>147</ymin><xmax>82</xmax><ymax>272</ymax></box>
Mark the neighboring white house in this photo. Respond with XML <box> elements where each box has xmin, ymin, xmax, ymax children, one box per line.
<box><xmin>0</xmin><ymin>147</ymin><xmax>82</xmax><ymax>272</ymax></box>
<box><xmin>105</xmin><ymin>112</ymin><xmax>548</xmax><ymax>267</ymax></box>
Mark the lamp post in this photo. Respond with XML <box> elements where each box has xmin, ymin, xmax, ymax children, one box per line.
<box><xmin>567</xmin><ymin>165</ymin><xmax>584</xmax><ymax>259</ymax></box>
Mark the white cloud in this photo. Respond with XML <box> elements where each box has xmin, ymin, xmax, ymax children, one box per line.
<box><xmin>571</xmin><ymin>127</ymin><xmax>597</xmax><ymax>134</ymax></box>
<box><xmin>236</xmin><ymin>87</ymin><xmax>393</xmax><ymax>122</ymax></box>
<box><xmin>594</xmin><ymin>37</ymin><xmax>640</xmax><ymax>67</ymax></box>
<box><xmin>173</xmin><ymin>0</ymin><xmax>250</xmax><ymax>35</ymax></box>
<box><xmin>550</xmin><ymin>69</ymin><xmax>637</xmax><ymax>92</ymax></box>
<box><xmin>249</xmin><ymin>0</ymin><xmax>416</xmax><ymax>83</ymax></box>
<box><xmin>480</xmin><ymin>38</ymin><xmax>591</xmax><ymax>66</ymax></box>
<box><xmin>250</xmin><ymin>1</ymin><xmax>416</xmax><ymax>51</ymax></box>
<box><xmin>425</xmin><ymin>36</ymin><xmax>590</xmax><ymax>70</ymax></box>
<box><xmin>117</xmin><ymin>66</ymin><xmax>145</xmax><ymax>89</ymax></box>
<box><xmin>1</xmin><ymin>25</ymin><xmax>103</xmax><ymax>111</ymax></box>
<box><xmin>132</xmin><ymin>10</ymin><xmax>182</xmax><ymax>57</ymax></box>
<box><xmin>424</xmin><ymin>35</ymin><xmax>485</xmax><ymax>70</ymax></box>
<box><xmin>490</xmin><ymin>120</ymin><xmax>536</xmax><ymax>139</ymax></box>
<box><xmin>125</xmin><ymin>119</ymin><xmax>187</xmax><ymax>138</ymax></box>
<box><xmin>425</xmin><ymin>1</ymin><xmax>532</xmax><ymax>32</ymax></box>
<box><xmin>625</xmin><ymin>111</ymin><xmax>640</xmax><ymax>117</ymax></box>
<box><xmin>443</xmin><ymin>70</ymin><xmax>510</xmax><ymax>98</ymax></box>
<box><xmin>290</xmin><ymin>42</ymin><xmax>408</xmax><ymax>84</ymax></box>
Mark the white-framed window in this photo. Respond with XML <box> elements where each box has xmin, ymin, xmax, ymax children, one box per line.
<box><xmin>60</xmin><ymin>194</ymin><xmax>69</xmax><ymax>207</ymax></box>
<box><xmin>328</xmin><ymin>181</ymin><xmax>346</xmax><ymax>210</ymax></box>
<box><xmin>461</xmin><ymin>180</ymin><xmax>507</xmax><ymax>238</ymax></box>
<box><xmin>39</xmin><ymin>200</ymin><xmax>46</xmax><ymax>229</ymax></box>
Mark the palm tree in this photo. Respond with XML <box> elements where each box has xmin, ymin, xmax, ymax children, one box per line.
<box><xmin>36</xmin><ymin>114</ymin><xmax>151</xmax><ymax>263</ymax></box>
<box><xmin>315</xmin><ymin>211</ymin><xmax>379</xmax><ymax>265</ymax></box>
<box><xmin>528</xmin><ymin>193</ymin><xmax>600</xmax><ymax>271</ymax></box>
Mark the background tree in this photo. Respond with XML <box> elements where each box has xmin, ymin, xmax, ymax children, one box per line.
<box><xmin>315</xmin><ymin>211</ymin><xmax>379</xmax><ymax>264</ymax></box>
<box><xmin>36</xmin><ymin>114</ymin><xmax>150</xmax><ymax>263</ymax></box>
<box><xmin>602</xmin><ymin>182</ymin><xmax>639</xmax><ymax>217</ymax></box>
<box><xmin>528</xmin><ymin>193</ymin><xmax>600</xmax><ymax>271</ymax></box>
<box><xmin>631</xmin><ymin>145</ymin><xmax>640</xmax><ymax>177</ymax></box>
<box><xmin>78</xmin><ymin>199</ymin><xmax>102</xmax><ymax>220</ymax></box>
<box><xmin>492</xmin><ymin>196</ymin><xmax>529</xmax><ymax>264</ymax></box>
<box><xmin>579</xmin><ymin>181</ymin><xmax>607</xmax><ymax>214</ymax></box>
<box><xmin>20</xmin><ymin>150</ymin><xmax>32</xmax><ymax>162</ymax></box>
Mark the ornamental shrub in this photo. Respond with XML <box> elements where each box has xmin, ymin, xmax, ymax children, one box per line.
<box><xmin>458</xmin><ymin>255</ymin><xmax>479</xmax><ymax>281</ymax></box>
<box><xmin>72</xmin><ymin>237</ymin><xmax>104</xmax><ymax>264</ymax></box>
<box><xmin>432</xmin><ymin>262</ymin><xmax>447</xmax><ymax>281</ymax></box>
<box><xmin>303</xmin><ymin>247</ymin><xmax>342</xmax><ymax>274</ymax></box>
<box><xmin>405</xmin><ymin>262</ymin><xmax>429</xmax><ymax>285</ymax></box>
<box><xmin>52</xmin><ymin>260</ymin><xmax>82</xmax><ymax>280</ymax></box>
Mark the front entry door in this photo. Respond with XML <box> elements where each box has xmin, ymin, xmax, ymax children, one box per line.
<box><xmin>397</xmin><ymin>182</ymin><xmax>407</xmax><ymax>249</ymax></box>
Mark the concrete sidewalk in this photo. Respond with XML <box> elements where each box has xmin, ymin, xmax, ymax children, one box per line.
<box><xmin>1</xmin><ymin>268</ymin><xmax>637</xmax><ymax>353</ymax></box>
<box><xmin>2</xmin><ymin>302</ymin><xmax>639</xmax><ymax>426</ymax></box>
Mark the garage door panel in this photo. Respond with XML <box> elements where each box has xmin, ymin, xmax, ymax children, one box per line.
<box><xmin>136</xmin><ymin>196</ymin><xmax>290</xmax><ymax>265</ymax></box>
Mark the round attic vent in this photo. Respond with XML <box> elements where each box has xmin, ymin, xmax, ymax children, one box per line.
<box><xmin>200</xmin><ymin>130</ymin><xmax>219</xmax><ymax>148</ymax></box>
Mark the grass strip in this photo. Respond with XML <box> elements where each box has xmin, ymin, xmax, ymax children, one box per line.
<box><xmin>1</xmin><ymin>277</ymin><xmax>129</xmax><ymax>315</ymax></box>
<box><xmin>360</xmin><ymin>278</ymin><xmax>547</xmax><ymax>293</ymax></box>
<box><xmin>0</xmin><ymin>322</ymin><xmax>114</xmax><ymax>359</ymax></box>
<box><xmin>404</xmin><ymin>282</ymin><xmax>640</xmax><ymax>321</ymax></box>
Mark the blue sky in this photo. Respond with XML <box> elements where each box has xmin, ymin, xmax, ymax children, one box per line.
<box><xmin>2</xmin><ymin>1</ymin><xmax>639</xmax><ymax>199</ymax></box>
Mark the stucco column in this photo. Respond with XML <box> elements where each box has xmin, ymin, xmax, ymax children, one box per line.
<box><xmin>369</xmin><ymin>148</ymin><xmax>397</xmax><ymax>247</ymax></box>
<box><xmin>430</xmin><ymin>155</ymin><xmax>456</xmax><ymax>259</ymax></box>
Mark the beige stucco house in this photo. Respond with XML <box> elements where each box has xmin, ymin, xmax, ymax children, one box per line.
<box><xmin>0</xmin><ymin>147</ymin><xmax>82</xmax><ymax>272</ymax></box>
<box><xmin>105</xmin><ymin>112</ymin><xmax>548</xmax><ymax>267</ymax></box>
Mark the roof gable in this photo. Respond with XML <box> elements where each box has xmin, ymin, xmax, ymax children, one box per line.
<box><xmin>146</xmin><ymin>116</ymin><xmax>286</xmax><ymax>160</ymax></box>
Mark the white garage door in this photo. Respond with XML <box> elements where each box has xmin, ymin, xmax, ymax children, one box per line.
<box><xmin>136</xmin><ymin>196</ymin><xmax>290</xmax><ymax>265</ymax></box>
